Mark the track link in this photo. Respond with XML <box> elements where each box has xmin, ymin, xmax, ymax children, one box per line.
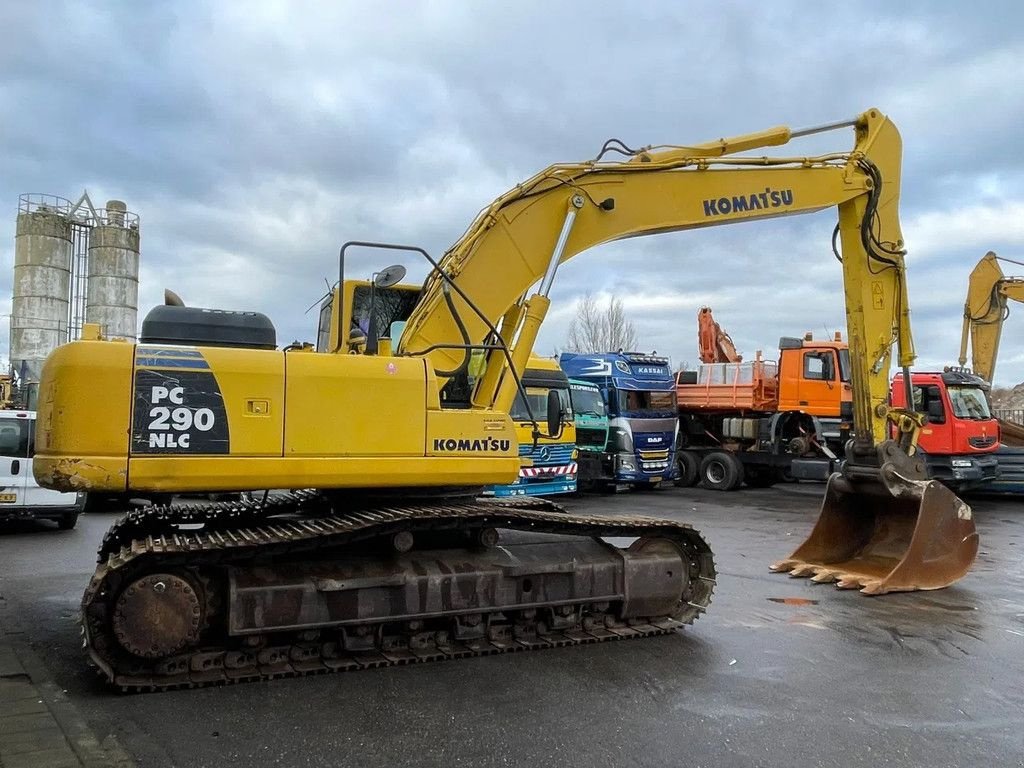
<box><xmin>84</xmin><ymin>494</ymin><xmax>716</xmax><ymax>691</ymax></box>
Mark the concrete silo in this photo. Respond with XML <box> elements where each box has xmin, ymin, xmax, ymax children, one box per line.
<box><xmin>85</xmin><ymin>200</ymin><xmax>140</xmax><ymax>340</ymax></box>
<box><xmin>11</xmin><ymin>195</ymin><xmax>73</xmax><ymax>385</ymax></box>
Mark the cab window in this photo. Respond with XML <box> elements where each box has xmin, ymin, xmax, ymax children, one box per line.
<box><xmin>913</xmin><ymin>385</ymin><xmax>946</xmax><ymax>425</ymax></box>
<box><xmin>510</xmin><ymin>388</ymin><xmax>573</xmax><ymax>423</ymax></box>
<box><xmin>617</xmin><ymin>390</ymin><xmax>676</xmax><ymax>416</ymax></box>
<box><xmin>316</xmin><ymin>298</ymin><xmax>333</xmax><ymax>353</ymax></box>
<box><xmin>0</xmin><ymin>420</ymin><xmax>30</xmax><ymax>458</ymax></box>
<box><xmin>947</xmin><ymin>386</ymin><xmax>991</xmax><ymax>420</ymax></box>
<box><xmin>803</xmin><ymin>351</ymin><xmax>835</xmax><ymax>381</ymax></box>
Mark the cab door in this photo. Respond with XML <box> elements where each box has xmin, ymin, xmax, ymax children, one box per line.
<box><xmin>0</xmin><ymin>416</ymin><xmax>30</xmax><ymax>508</ymax></box>
<box><xmin>794</xmin><ymin>350</ymin><xmax>841</xmax><ymax>416</ymax></box>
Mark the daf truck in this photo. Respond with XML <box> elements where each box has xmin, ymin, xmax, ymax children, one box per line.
<box><xmin>559</xmin><ymin>352</ymin><xmax>677</xmax><ymax>489</ymax></box>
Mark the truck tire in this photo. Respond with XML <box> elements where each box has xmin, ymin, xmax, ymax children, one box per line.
<box><xmin>700</xmin><ymin>451</ymin><xmax>744</xmax><ymax>491</ymax></box>
<box><xmin>674</xmin><ymin>451</ymin><xmax>700</xmax><ymax>487</ymax></box>
<box><xmin>743</xmin><ymin>466</ymin><xmax>779</xmax><ymax>488</ymax></box>
<box><xmin>57</xmin><ymin>512</ymin><xmax>79</xmax><ymax>531</ymax></box>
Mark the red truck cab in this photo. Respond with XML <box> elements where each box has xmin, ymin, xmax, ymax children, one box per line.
<box><xmin>890</xmin><ymin>369</ymin><xmax>999</xmax><ymax>490</ymax></box>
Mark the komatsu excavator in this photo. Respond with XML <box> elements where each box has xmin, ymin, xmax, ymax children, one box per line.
<box><xmin>34</xmin><ymin>108</ymin><xmax>977</xmax><ymax>690</ymax></box>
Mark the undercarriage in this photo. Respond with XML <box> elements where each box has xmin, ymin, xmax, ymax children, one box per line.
<box><xmin>84</xmin><ymin>493</ymin><xmax>716</xmax><ymax>691</ymax></box>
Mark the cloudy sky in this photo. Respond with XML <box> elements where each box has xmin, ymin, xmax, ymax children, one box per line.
<box><xmin>2</xmin><ymin>1</ymin><xmax>1023</xmax><ymax>384</ymax></box>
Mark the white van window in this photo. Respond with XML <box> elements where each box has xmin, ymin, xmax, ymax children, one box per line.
<box><xmin>0</xmin><ymin>421</ymin><xmax>28</xmax><ymax>458</ymax></box>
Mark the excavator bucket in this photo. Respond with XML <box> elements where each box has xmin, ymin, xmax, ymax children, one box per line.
<box><xmin>770</xmin><ymin>471</ymin><xmax>978</xmax><ymax>595</ymax></box>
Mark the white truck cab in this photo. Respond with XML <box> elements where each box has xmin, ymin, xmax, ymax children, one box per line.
<box><xmin>0</xmin><ymin>410</ymin><xmax>84</xmax><ymax>529</ymax></box>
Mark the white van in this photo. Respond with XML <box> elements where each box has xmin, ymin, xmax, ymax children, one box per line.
<box><xmin>0</xmin><ymin>410</ymin><xmax>85</xmax><ymax>530</ymax></box>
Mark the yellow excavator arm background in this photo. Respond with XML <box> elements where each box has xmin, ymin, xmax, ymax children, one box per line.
<box><xmin>398</xmin><ymin>108</ymin><xmax>913</xmax><ymax>447</ymax></box>
<box><xmin>959</xmin><ymin>250</ymin><xmax>1024</xmax><ymax>383</ymax></box>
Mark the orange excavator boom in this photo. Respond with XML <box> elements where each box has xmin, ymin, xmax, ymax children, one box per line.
<box><xmin>697</xmin><ymin>306</ymin><xmax>743</xmax><ymax>363</ymax></box>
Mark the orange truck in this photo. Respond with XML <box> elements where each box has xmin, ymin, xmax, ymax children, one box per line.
<box><xmin>675</xmin><ymin>308</ymin><xmax>999</xmax><ymax>491</ymax></box>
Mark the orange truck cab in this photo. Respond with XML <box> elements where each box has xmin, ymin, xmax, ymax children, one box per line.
<box><xmin>890</xmin><ymin>369</ymin><xmax>999</xmax><ymax>490</ymax></box>
<box><xmin>776</xmin><ymin>333</ymin><xmax>852</xmax><ymax>437</ymax></box>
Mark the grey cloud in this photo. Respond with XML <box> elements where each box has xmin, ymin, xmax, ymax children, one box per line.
<box><xmin>2</xmin><ymin>1</ymin><xmax>1023</xmax><ymax>384</ymax></box>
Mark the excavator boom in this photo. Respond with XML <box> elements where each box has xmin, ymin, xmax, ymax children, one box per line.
<box><xmin>698</xmin><ymin>307</ymin><xmax>742</xmax><ymax>364</ymax></box>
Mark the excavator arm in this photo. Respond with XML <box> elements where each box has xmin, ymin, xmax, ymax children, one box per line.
<box><xmin>698</xmin><ymin>307</ymin><xmax>742</xmax><ymax>364</ymax></box>
<box><xmin>399</xmin><ymin>108</ymin><xmax>911</xmax><ymax>448</ymax></box>
<box><xmin>959</xmin><ymin>251</ymin><xmax>1024</xmax><ymax>382</ymax></box>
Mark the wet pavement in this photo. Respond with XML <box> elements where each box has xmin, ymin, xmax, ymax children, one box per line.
<box><xmin>0</xmin><ymin>485</ymin><xmax>1021</xmax><ymax>767</ymax></box>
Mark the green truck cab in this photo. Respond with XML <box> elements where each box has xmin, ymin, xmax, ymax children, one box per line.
<box><xmin>569</xmin><ymin>378</ymin><xmax>609</xmax><ymax>489</ymax></box>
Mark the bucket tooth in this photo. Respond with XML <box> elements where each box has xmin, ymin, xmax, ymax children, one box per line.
<box><xmin>835</xmin><ymin>575</ymin><xmax>865</xmax><ymax>590</ymax></box>
<box><xmin>857</xmin><ymin>581</ymin><xmax>887</xmax><ymax>596</ymax></box>
<box><xmin>786</xmin><ymin>563</ymin><xmax>817</xmax><ymax>578</ymax></box>
<box><xmin>771</xmin><ymin>458</ymin><xmax>979</xmax><ymax>596</ymax></box>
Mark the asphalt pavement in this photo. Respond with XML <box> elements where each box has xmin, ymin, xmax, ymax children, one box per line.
<box><xmin>0</xmin><ymin>485</ymin><xmax>1021</xmax><ymax>768</ymax></box>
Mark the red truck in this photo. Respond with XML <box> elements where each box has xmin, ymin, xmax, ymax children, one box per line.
<box><xmin>890</xmin><ymin>369</ymin><xmax>1000</xmax><ymax>489</ymax></box>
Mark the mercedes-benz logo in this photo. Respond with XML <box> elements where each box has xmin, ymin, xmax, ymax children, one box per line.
<box><xmin>538</xmin><ymin>446</ymin><xmax>551</xmax><ymax>462</ymax></box>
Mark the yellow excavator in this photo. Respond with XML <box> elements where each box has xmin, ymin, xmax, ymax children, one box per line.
<box><xmin>959</xmin><ymin>250</ymin><xmax>1024</xmax><ymax>383</ymax></box>
<box><xmin>35</xmin><ymin>108</ymin><xmax>977</xmax><ymax>690</ymax></box>
<box><xmin>959</xmin><ymin>250</ymin><xmax>1024</xmax><ymax>443</ymax></box>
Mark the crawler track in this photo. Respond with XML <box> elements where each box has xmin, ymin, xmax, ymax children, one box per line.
<box><xmin>83</xmin><ymin>494</ymin><xmax>716</xmax><ymax>691</ymax></box>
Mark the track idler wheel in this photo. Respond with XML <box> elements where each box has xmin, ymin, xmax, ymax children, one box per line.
<box><xmin>112</xmin><ymin>573</ymin><xmax>205</xmax><ymax>658</ymax></box>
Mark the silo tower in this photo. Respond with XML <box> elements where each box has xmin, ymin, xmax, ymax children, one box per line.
<box><xmin>85</xmin><ymin>200</ymin><xmax>140</xmax><ymax>339</ymax></box>
<box><xmin>11</xmin><ymin>195</ymin><xmax>73</xmax><ymax>386</ymax></box>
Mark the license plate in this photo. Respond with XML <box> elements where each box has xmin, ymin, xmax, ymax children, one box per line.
<box><xmin>650</xmin><ymin>477</ymin><xmax>662</xmax><ymax>484</ymax></box>
<box><xmin>0</xmin><ymin>493</ymin><xmax>17</xmax><ymax>503</ymax></box>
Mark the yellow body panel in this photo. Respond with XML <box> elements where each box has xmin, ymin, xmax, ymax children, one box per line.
<box><xmin>34</xmin><ymin>341</ymin><xmax>134</xmax><ymax>491</ymax></box>
<box><xmin>124</xmin><ymin>456</ymin><xmax>517</xmax><ymax>492</ymax></box>
<box><xmin>425</xmin><ymin>409</ymin><xmax>516</xmax><ymax>456</ymax></box>
<box><xmin>35</xmin><ymin>339</ymin><xmax>519</xmax><ymax>493</ymax></box>
<box><xmin>160</xmin><ymin>346</ymin><xmax>285</xmax><ymax>456</ymax></box>
<box><xmin>284</xmin><ymin>353</ymin><xmax>426</xmax><ymax>456</ymax></box>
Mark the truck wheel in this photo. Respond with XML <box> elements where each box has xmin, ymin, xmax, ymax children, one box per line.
<box><xmin>744</xmin><ymin>467</ymin><xmax>778</xmax><ymax>488</ymax></box>
<box><xmin>57</xmin><ymin>512</ymin><xmax>79</xmax><ymax>531</ymax></box>
<box><xmin>674</xmin><ymin>451</ymin><xmax>700</xmax><ymax>487</ymax></box>
<box><xmin>700</xmin><ymin>452</ymin><xmax>744</xmax><ymax>491</ymax></box>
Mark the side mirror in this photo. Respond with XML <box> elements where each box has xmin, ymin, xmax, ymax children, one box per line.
<box><xmin>926</xmin><ymin>399</ymin><xmax>945</xmax><ymax>424</ymax></box>
<box><xmin>546</xmin><ymin>390</ymin><xmax>562</xmax><ymax>437</ymax></box>
<box><xmin>366</xmin><ymin>264</ymin><xmax>407</xmax><ymax>356</ymax></box>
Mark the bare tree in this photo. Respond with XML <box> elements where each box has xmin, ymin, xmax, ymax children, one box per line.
<box><xmin>565</xmin><ymin>293</ymin><xmax>639</xmax><ymax>353</ymax></box>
